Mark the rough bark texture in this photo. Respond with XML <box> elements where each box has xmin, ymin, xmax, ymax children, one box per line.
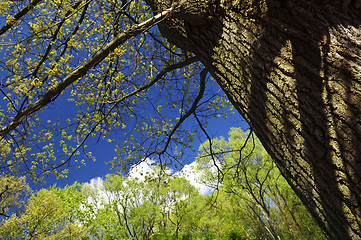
<box><xmin>145</xmin><ymin>0</ymin><xmax>361</xmax><ymax>239</ymax></box>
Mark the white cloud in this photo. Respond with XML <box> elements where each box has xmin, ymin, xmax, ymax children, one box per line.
<box><xmin>86</xmin><ymin>159</ymin><xmax>213</xmax><ymax>195</ymax></box>
<box><xmin>128</xmin><ymin>159</ymin><xmax>158</xmax><ymax>181</ymax></box>
<box><xmin>83</xmin><ymin>177</ymin><xmax>110</xmax><ymax>206</ymax></box>
<box><xmin>174</xmin><ymin>161</ymin><xmax>214</xmax><ymax>195</ymax></box>
<box><xmin>88</xmin><ymin>177</ymin><xmax>104</xmax><ymax>188</ymax></box>
<box><xmin>127</xmin><ymin>159</ymin><xmax>214</xmax><ymax>195</ymax></box>
<box><xmin>127</xmin><ymin>159</ymin><xmax>173</xmax><ymax>181</ymax></box>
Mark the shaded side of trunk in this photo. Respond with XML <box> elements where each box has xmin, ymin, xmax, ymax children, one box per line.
<box><xmin>146</xmin><ymin>0</ymin><xmax>361</xmax><ymax>239</ymax></box>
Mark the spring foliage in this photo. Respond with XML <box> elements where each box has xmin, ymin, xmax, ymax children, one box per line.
<box><xmin>0</xmin><ymin>0</ymin><xmax>231</xmax><ymax>182</ymax></box>
<box><xmin>0</xmin><ymin>128</ymin><xmax>325</xmax><ymax>239</ymax></box>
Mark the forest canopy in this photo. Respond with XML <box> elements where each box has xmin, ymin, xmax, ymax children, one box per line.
<box><xmin>0</xmin><ymin>128</ymin><xmax>326</xmax><ymax>239</ymax></box>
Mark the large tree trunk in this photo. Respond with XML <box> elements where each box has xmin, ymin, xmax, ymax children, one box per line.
<box><xmin>146</xmin><ymin>0</ymin><xmax>361</xmax><ymax>239</ymax></box>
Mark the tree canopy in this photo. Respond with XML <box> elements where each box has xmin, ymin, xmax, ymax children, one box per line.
<box><xmin>0</xmin><ymin>128</ymin><xmax>326</xmax><ymax>239</ymax></box>
<box><xmin>0</xmin><ymin>0</ymin><xmax>231</xmax><ymax>182</ymax></box>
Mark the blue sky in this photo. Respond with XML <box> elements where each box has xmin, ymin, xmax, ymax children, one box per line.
<box><xmin>0</xmin><ymin>59</ymin><xmax>250</xmax><ymax>193</ymax></box>
<box><xmin>0</xmin><ymin>48</ymin><xmax>249</xmax><ymax>190</ymax></box>
<box><xmin>28</xmin><ymin>92</ymin><xmax>249</xmax><ymax>190</ymax></box>
<box><xmin>0</xmin><ymin>3</ymin><xmax>249</xmax><ymax>191</ymax></box>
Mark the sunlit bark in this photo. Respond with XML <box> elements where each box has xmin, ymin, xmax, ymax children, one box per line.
<box><xmin>145</xmin><ymin>0</ymin><xmax>361</xmax><ymax>239</ymax></box>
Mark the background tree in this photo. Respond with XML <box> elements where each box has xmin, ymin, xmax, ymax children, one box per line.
<box><xmin>51</xmin><ymin>183</ymin><xmax>90</xmax><ymax>239</ymax></box>
<box><xmin>102</xmin><ymin>166</ymin><xmax>200</xmax><ymax>239</ymax></box>
<box><xmin>0</xmin><ymin>189</ymin><xmax>66</xmax><ymax>239</ymax></box>
<box><xmin>72</xmin><ymin>164</ymin><xmax>200</xmax><ymax>239</ymax></box>
<box><xmin>0</xmin><ymin>155</ymin><xmax>325</xmax><ymax>239</ymax></box>
<box><xmin>197</xmin><ymin>127</ymin><xmax>326</xmax><ymax>240</ymax></box>
<box><xmin>0</xmin><ymin>175</ymin><xmax>31</xmax><ymax>218</ymax></box>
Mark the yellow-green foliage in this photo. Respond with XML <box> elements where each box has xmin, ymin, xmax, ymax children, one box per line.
<box><xmin>0</xmin><ymin>175</ymin><xmax>31</xmax><ymax>217</ymax></box>
<box><xmin>196</xmin><ymin>127</ymin><xmax>326</xmax><ymax>239</ymax></box>
<box><xmin>0</xmin><ymin>189</ymin><xmax>65</xmax><ymax>239</ymax></box>
<box><xmin>0</xmin><ymin>0</ymin><xmax>233</xmax><ymax>183</ymax></box>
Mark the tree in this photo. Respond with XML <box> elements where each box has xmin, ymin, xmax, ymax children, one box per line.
<box><xmin>51</xmin><ymin>183</ymin><xmax>90</xmax><ymax>239</ymax></box>
<box><xmin>197</xmin><ymin>127</ymin><xmax>325</xmax><ymax>239</ymax></box>
<box><xmin>0</xmin><ymin>175</ymin><xmax>31</xmax><ymax>218</ymax></box>
<box><xmin>73</xmin><ymin>164</ymin><xmax>201</xmax><ymax>239</ymax></box>
<box><xmin>0</xmin><ymin>185</ymin><xmax>89</xmax><ymax>239</ymax></box>
<box><xmin>0</xmin><ymin>0</ymin><xmax>228</xmax><ymax>182</ymax></box>
<box><xmin>0</xmin><ymin>189</ymin><xmax>66</xmax><ymax>239</ymax></box>
<box><xmin>100</xmin><ymin>166</ymin><xmax>200</xmax><ymax>239</ymax></box>
<box><xmin>1</xmin><ymin>0</ymin><xmax>360</xmax><ymax>238</ymax></box>
<box><xmin>143</xmin><ymin>1</ymin><xmax>361</xmax><ymax>239</ymax></box>
<box><xmin>0</xmin><ymin>156</ymin><xmax>324</xmax><ymax>239</ymax></box>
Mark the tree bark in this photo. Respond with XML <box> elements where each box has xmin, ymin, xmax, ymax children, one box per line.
<box><xmin>145</xmin><ymin>0</ymin><xmax>361</xmax><ymax>239</ymax></box>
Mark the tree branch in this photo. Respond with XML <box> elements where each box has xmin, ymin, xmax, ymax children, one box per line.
<box><xmin>157</xmin><ymin>68</ymin><xmax>207</xmax><ymax>155</ymax></box>
<box><xmin>35</xmin><ymin>57</ymin><xmax>198</xmax><ymax>175</ymax></box>
<box><xmin>194</xmin><ymin>112</ymin><xmax>224</xmax><ymax>186</ymax></box>
<box><xmin>0</xmin><ymin>0</ymin><xmax>43</xmax><ymax>36</ymax></box>
<box><xmin>30</xmin><ymin>0</ymin><xmax>84</xmax><ymax>78</ymax></box>
<box><xmin>0</xmin><ymin>6</ymin><xmax>175</xmax><ymax>139</ymax></box>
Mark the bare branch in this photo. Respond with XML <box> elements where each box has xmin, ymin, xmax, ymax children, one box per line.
<box><xmin>157</xmin><ymin>68</ymin><xmax>207</xmax><ymax>155</ymax></box>
<box><xmin>194</xmin><ymin>112</ymin><xmax>224</xmax><ymax>185</ymax></box>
